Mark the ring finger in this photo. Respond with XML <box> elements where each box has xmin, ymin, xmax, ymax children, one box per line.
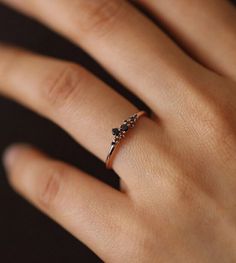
<box><xmin>0</xmin><ymin>44</ymin><xmax>159</xmax><ymax>186</ymax></box>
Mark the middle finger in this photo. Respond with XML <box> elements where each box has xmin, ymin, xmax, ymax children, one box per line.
<box><xmin>1</xmin><ymin>0</ymin><xmax>205</xmax><ymax>118</ymax></box>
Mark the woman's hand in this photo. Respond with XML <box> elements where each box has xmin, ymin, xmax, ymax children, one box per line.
<box><xmin>1</xmin><ymin>0</ymin><xmax>236</xmax><ymax>262</ymax></box>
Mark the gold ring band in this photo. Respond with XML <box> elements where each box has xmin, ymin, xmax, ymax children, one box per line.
<box><xmin>106</xmin><ymin>111</ymin><xmax>147</xmax><ymax>169</ymax></box>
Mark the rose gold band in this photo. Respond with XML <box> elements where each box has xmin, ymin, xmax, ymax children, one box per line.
<box><xmin>106</xmin><ymin>111</ymin><xmax>147</xmax><ymax>169</ymax></box>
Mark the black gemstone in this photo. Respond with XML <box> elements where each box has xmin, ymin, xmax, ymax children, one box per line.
<box><xmin>112</xmin><ymin>128</ymin><xmax>120</xmax><ymax>136</ymax></box>
<box><xmin>120</xmin><ymin>124</ymin><xmax>129</xmax><ymax>132</ymax></box>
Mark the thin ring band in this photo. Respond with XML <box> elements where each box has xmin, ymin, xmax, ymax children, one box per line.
<box><xmin>106</xmin><ymin>111</ymin><xmax>147</xmax><ymax>169</ymax></box>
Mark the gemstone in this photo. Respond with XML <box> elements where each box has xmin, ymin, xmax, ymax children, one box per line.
<box><xmin>120</xmin><ymin>123</ymin><xmax>129</xmax><ymax>132</ymax></box>
<box><xmin>112</xmin><ymin>128</ymin><xmax>120</xmax><ymax>136</ymax></box>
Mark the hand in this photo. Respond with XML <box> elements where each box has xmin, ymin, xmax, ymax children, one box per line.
<box><xmin>1</xmin><ymin>0</ymin><xmax>236</xmax><ymax>262</ymax></box>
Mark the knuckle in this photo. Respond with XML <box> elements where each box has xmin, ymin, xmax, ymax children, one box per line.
<box><xmin>42</xmin><ymin>63</ymin><xmax>86</xmax><ymax>110</ymax></box>
<box><xmin>190</xmin><ymin>93</ymin><xmax>236</xmax><ymax>160</ymax></box>
<box><xmin>38</xmin><ymin>163</ymin><xmax>65</xmax><ymax>209</ymax></box>
<box><xmin>78</xmin><ymin>0</ymin><xmax>125</xmax><ymax>37</ymax></box>
<box><xmin>200</xmin><ymin>100</ymin><xmax>235</xmax><ymax>146</ymax></box>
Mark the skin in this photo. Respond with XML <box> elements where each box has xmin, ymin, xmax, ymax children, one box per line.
<box><xmin>1</xmin><ymin>0</ymin><xmax>236</xmax><ymax>262</ymax></box>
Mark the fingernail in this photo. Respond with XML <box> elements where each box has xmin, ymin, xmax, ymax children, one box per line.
<box><xmin>3</xmin><ymin>144</ymin><xmax>31</xmax><ymax>170</ymax></box>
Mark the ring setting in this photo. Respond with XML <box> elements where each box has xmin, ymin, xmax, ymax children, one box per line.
<box><xmin>106</xmin><ymin>111</ymin><xmax>146</xmax><ymax>169</ymax></box>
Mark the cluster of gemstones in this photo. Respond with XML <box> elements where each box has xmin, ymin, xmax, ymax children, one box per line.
<box><xmin>111</xmin><ymin>113</ymin><xmax>138</xmax><ymax>145</ymax></box>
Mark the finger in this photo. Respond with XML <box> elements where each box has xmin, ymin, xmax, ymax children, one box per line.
<box><xmin>138</xmin><ymin>0</ymin><xmax>236</xmax><ymax>81</ymax></box>
<box><xmin>1</xmin><ymin>0</ymin><xmax>203</xmax><ymax>116</ymax></box>
<box><xmin>3</xmin><ymin>144</ymin><xmax>131</xmax><ymax>262</ymax></box>
<box><xmin>0</xmin><ymin>45</ymin><xmax>158</xmax><ymax>184</ymax></box>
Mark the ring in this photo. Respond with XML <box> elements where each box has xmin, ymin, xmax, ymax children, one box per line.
<box><xmin>106</xmin><ymin>110</ymin><xmax>147</xmax><ymax>169</ymax></box>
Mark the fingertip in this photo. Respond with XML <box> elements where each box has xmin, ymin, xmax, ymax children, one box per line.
<box><xmin>2</xmin><ymin>143</ymin><xmax>33</xmax><ymax>171</ymax></box>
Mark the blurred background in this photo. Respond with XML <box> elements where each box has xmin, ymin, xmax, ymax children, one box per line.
<box><xmin>0</xmin><ymin>1</ymin><xmax>235</xmax><ymax>262</ymax></box>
